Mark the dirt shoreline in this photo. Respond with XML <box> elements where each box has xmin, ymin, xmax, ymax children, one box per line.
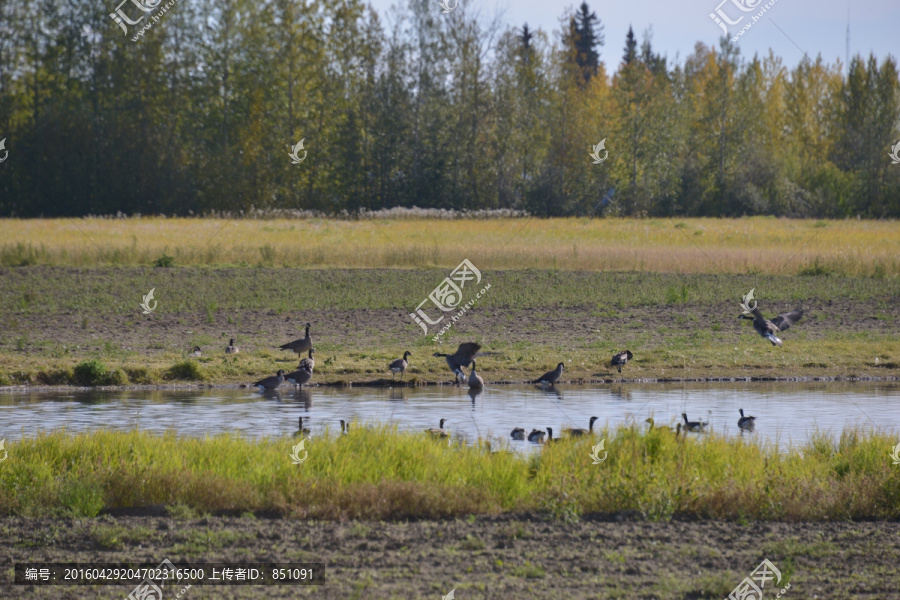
<box><xmin>2</xmin><ymin>373</ymin><xmax>900</xmax><ymax>394</ymax></box>
<box><xmin>3</xmin><ymin>515</ymin><xmax>899</xmax><ymax>598</ymax></box>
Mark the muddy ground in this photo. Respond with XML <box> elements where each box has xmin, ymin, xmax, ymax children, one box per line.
<box><xmin>2</xmin><ymin>515</ymin><xmax>898</xmax><ymax>599</ymax></box>
<box><xmin>3</xmin><ymin>299</ymin><xmax>900</xmax><ymax>385</ymax></box>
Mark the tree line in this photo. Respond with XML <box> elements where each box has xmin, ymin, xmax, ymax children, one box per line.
<box><xmin>0</xmin><ymin>0</ymin><xmax>898</xmax><ymax>218</ymax></box>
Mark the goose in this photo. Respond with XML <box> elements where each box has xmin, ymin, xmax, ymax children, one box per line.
<box><xmin>253</xmin><ymin>369</ymin><xmax>285</xmax><ymax>391</ymax></box>
<box><xmin>527</xmin><ymin>428</ymin><xmax>546</xmax><ymax>443</ymax></box>
<box><xmin>285</xmin><ymin>364</ymin><xmax>313</xmax><ymax>387</ymax></box>
<box><xmin>533</xmin><ymin>362</ymin><xmax>564</xmax><ymax>384</ymax></box>
<box><xmin>738</xmin><ymin>408</ymin><xmax>756</xmax><ymax>430</ymax></box>
<box><xmin>545</xmin><ymin>426</ymin><xmax>558</xmax><ymax>443</ymax></box>
<box><xmin>565</xmin><ymin>416</ymin><xmax>599</xmax><ymax>437</ymax></box>
<box><xmin>611</xmin><ymin>350</ymin><xmax>633</xmax><ymax>373</ymax></box>
<box><xmin>468</xmin><ymin>359</ymin><xmax>485</xmax><ymax>389</ymax></box>
<box><xmin>738</xmin><ymin>289</ymin><xmax>803</xmax><ymax>347</ymax></box>
<box><xmin>389</xmin><ymin>351</ymin><xmax>412</xmax><ymax>380</ymax></box>
<box><xmin>340</xmin><ymin>419</ymin><xmax>350</xmax><ymax>435</ymax></box>
<box><xmin>682</xmin><ymin>412</ymin><xmax>708</xmax><ymax>432</ymax></box>
<box><xmin>225</xmin><ymin>339</ymin><xmax>239</xmax><ymax>354</ymax></box>
<box><xmin>189</xmin><ymin>346</ymin><xmax>202</xmax><ymax>358</ymax></box>
<box><xmin>645</xmin><ymin>417</ymin><xmax>660</xmax><ymax>429</ymax></box>
<box><xmin>294</xmin><ymin>416</ymin><xmax>310</xmax><ymax>437</ymax></box>
<box><xmin>280</xmin><ymin>322</ymin><xmax>312</xmax><ymax>355</ymax></box>
<box><xmin>299</xmin><ymin>349</ymin><xmax>315</xmax><ymax>371</ymax></box>
<box><xmin>675</xmin><ymin>422</ymin><xmax>682</xmax><ymax>438</ymax></box>
<box><xmin>434</xmin><ymin>342</ymin><xmax>481</xmax><ymax>384</ymax></box>
<box><xmin>426</xmin><ymin>418</ymin><xmax>449</xmax><ymax>438</ymax></box>
<box><xmin>510</xmin><ymin>427</ymin><xmax>526</xmax><ymax>440</ymax></box>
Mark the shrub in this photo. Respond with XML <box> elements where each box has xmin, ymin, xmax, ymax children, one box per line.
<box><xmin>164</xmin><ymin>360</ymin><xmax>206</xmax><ymax>381</ymax></box>
<box><xmin>72</xmin><ymin>360</ymin><xmax>128</xmax><ymax>386</ymax></box>
<box><xmin>154</xmin><ymin>254</ymin><xmax>175</xmax><ymax>267</ymax></box>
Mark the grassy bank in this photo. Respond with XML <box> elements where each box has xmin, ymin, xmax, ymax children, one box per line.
<box><xmin>0</xmin><ymin>268</ymin><xmax>898</xmax><ymax>385</ymax></box>
<box><xmin>2</xmin><ymin>217</ymin><xmax>899</xmax><ymax>276</ymax></box>
<box><xmin>1</xmin><ymin>427</ymin><xmax>899</xmax><ymax>521</ymax></box>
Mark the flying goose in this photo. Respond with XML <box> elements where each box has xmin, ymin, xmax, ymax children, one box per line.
<box><xmin>681</xmin><ymin>412</ymin><xmax>708</xmax><ymax>432</ymax></box>
<box><xmin>389</xmin><ymin>351</ymin><xmax>412</xmax><ymax>380</ymax></box>
<box><xmin>527</xmin><ymin>428</ymin><xmax>546</xmax><ymax>443</ymax></box>
<box><xmin>253</xmin><ymin>369</ymin><xmax>285</xmax><ymax>391</ymax></box>
<box><xmin>565</xmin><ymin>416</ymin><xmax>599</xmax><ymax>437</ymax></box>
<box><xmin>285</xmin><ymin>364</ymin><xmax>313</xmax><ymax>387</ymax></box>
<box><xmin>468</xmin><ymin>359</ymin><xmax>485</xmax><ymax>389</ymax></box>
<box><xmin>189</xmin><ymin>346</ymin><xmax>202</xmax><ymax>358</ymax></box>
<box><xmin>434</xmin><ymin>342</ymin><xmax>481</xmax><ymax>384</ymax></box>
<box><xmin>738</xmin><ymin>289</ymin><xmax>803</xmax><ymax>347</ymax></box>
<box><xmin>533</xmin><ymin>362</ymin><xmax>564</xmax><ymax>384</ymax></box>
<box><xmin>299</xmin><ymin>348</ymin><xmax>315</xmax><ymax>371</ymax></box>
<box><xmin>611</xmin><ymin>350</ymin><xmax>633</xmax><ymax>373</ymax></box>
<box><xmin>294</xmin><ymin>416</ymin><xmax>310</xmax><ymax>437</ymax></box>
<box><xmin>225</xmin><ymin>339</ymin><xmax>239</xmax><ymax>354</ymax></box>
<box><xmin>510</xmin><ymin>427</ymin><xmax>526</xmax><ymax>440</ymax></box>
<box><xmin>280</xmin><ymin>323</ymin><xmax>312</xmax><ymax>355</ymax></box>
<box><xmin>738</xmin><ymin>408</ymin><xmax>756</xmax><ymax>430</ymax></box>
<box><xmin>426</xmin><ymin>418</ymin><xmax>449</xmax><ymax>438</ymax></box>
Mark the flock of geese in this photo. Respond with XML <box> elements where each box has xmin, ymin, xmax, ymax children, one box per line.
<box><xmin>197</xmin><ymin>292</ymin><xmax>799</xmax><ymax>442</ymax></box>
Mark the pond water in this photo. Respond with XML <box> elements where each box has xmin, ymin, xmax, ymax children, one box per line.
<box><xmin>1</xmin><ymin>382</ymin><xmax>898</xmax><ymax>451</ymax></box>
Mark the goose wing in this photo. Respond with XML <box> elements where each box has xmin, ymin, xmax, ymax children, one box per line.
<box><xmin>451</xmin><ymin>342</ymin><xmax>481</xmax><ymax>367</ymax></box>
<box><xmin>771</xmin><ymin>309</ymin><xmax>803</xmax><ymax>332</ymax></box>
<box><xmin>388</xmin><ymin>357</ymin><xmax>407</xmax><ymax>370</ymax></box>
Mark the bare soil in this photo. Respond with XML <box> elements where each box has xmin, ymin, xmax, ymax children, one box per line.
<box><xmin>3</xmin><ymin>515</ymin><xmax>898</xmax><ymax>599</ymax></box>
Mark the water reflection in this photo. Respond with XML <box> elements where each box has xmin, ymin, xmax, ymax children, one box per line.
<box><xmin>0</xmin><ymin>382</ymin><xmax>898</xmax><ymax>452</ymax></box>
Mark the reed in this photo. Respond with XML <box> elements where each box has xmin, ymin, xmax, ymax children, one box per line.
<box><xmin>1</xmin><ymin>427</ymin><xmax>897</xmax><ymax>521</ymax></box>
<box><xmin>1</xmin><ymin>217</ymin><xmax>898</xmax><ymax>276</ymax></box>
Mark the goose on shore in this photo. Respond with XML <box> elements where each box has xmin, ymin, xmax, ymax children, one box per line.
<box><xmin>426</xmin><ymin>418</ymin><xmax>450</xmax><ymax>438</ymax></box>
<box><xmin>189</xmin><ymin>346</ymin><xmax>202</xmax><ymax>358</ymax></box>
<box><xmin>253</xmin><ymin>369</ymin><xmax>285</xmax><ymax>391</ymax></box>
<box><xmin>533</xmin><ymin>362</ymin><xmax>564</xmax><ymax>384</ymax></box>
<box><xmin>682</xmin><ymin>412</ymin><xmax>708</xmax><ymax>432</ymax></box>
<box><xmin>510</xmin><ymin>427</ymin><xmax>526</xmax><ymax>440</ymax></box>
<box><xmin>389</xmin><ymin>351</ymin><xmax>412</xmax><ymax>380</ymax></box>
<box><xmin>738</xmin><ymin>408</ymin><xmax>756</xmax><ymax>430</ymax></box>
<box><xmin>565</xmin><ymin>416</ymin><xmax>599</xmax><ymax>437</ymax></box>
<box><xmin>468</xmin><ymin>359</ymin><xmax>485</xmax><ymax>389</ymax></box>
<box><xmin>340</xmin><ymin>419</ymin><xmax>350</xmax><ymax>435</ymax></box>
<box><xmin>294</xmin><ymin>416</ymin><xmax>310</xmax><ymax>437</ymax></box>
<box><xmin>225</xmin><ymin>339</ymin><xmax>239</xmax><ymax>354</ymax></box>
<box><xmin>738</xmin><ymin>289</ymin><xmax>803</xmax><ymax>347</ymax></box>
<box><xmin>299</xmin><ymin>348</ymin><xmax>315</xmax><ymax>371</ymax></box>
<box><xmin>434</xmin><ymin>342</ymin><xmax>481</xmax><ymax>384</ymax></box>
<box><xmin>285</xmin><ymin>364</ymin><xmax>313</xmax><ymax>387</ymax></box>
<box><xmin>611</xmin><ymin>350</ymin><xmax>633</xmax><ymax>373</ymax></box>
<box><xmin>527</xmin><ymin>428</ymin><xmax>546</xmax><ymax>443</ymax></box>
<box><xmin>280</xmin><ymin>323</ymin><xmax>312</xmax><ymax>355</ymax></box>
<box><xmin>545</xmin><ymin>426</ymin><xmax>557</xmax><ymax>443</ymax></box>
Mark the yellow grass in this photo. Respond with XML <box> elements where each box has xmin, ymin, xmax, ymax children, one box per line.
<box><xmin>2</xmin><ymin>216</ymin><xmax>899</xmax><ymax>275</ymax></box>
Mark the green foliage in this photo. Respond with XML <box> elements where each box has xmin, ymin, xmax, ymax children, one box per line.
<box><xmin>164</xmin><ymin>360</ymin><xmax>206</xmax><ymax>381</ymax></box>
<box><xmin>2</xmin><ymin>427</ymin><xmax>900</xmax><ymax>521</ymax></box>
<box><xmin>72</xmin><ymin>360</ymin><xmax>127</xmax><ymax>386</ymax></box>
<box><xmin>154</xmin><ymin>254</ymin><xmax>175</xmax><ymax>268</ymax></box>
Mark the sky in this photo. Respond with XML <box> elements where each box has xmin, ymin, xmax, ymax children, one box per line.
<box><xmin>366</xmin><ymin>0</ymin><xmax>899</xmax><ymax>72</ymax></box>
